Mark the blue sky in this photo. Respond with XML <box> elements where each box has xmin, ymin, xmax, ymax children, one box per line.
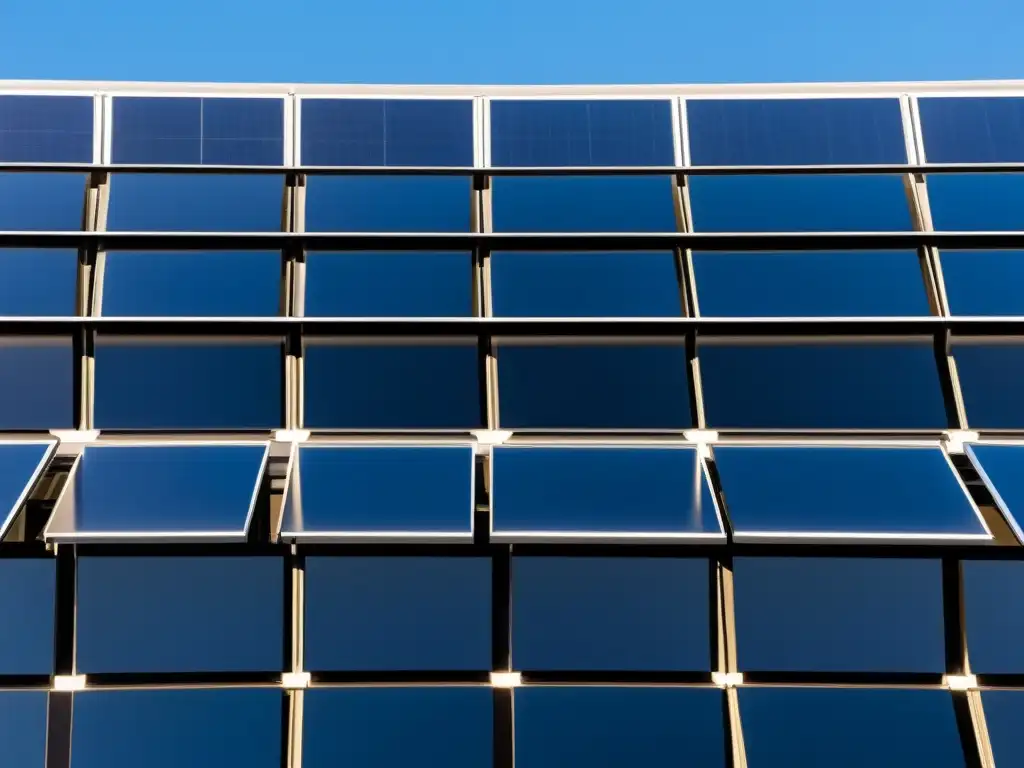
<box><xmin>0</xmin><ymin>0</ymin><xmax>1020</xmax><ymax>84</ymax></box>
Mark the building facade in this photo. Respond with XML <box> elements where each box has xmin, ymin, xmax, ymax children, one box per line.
<box><xmin>1</xmin><ymin>78</ymin><xmax>1024</xmax><ymax>765</ymax></box>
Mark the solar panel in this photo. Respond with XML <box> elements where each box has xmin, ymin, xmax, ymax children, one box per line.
<box><xmin>0</xmin><ymin>441</ymin><xmax>55</xmax><ymax>539</ymax></box>
<box><xmin>918</xmin><ymin>97</ymin><xmax>1024</xmax><ymax>163</ymax></box>
<box><xmin>953</xmin><ymin>344</ymin><xmax>1024</xmax><ymax>429</ymax></box>
<box><xmin>304</xmin><ymin>176</ymin><xmax>471</xmax><ymax>232</ymax></box>
<box><xmin>0</xmin><ymin>249</ymin><xmax>78</xmax><ymax>316</ymax></box>
<box><xmin>0</xmin><ymin>172</ymin><xmax>87</xmax><ymax>231</ymax></box>
<box><xmin>0</xmin><ymin>94</ymin><xmax>93</xmax><ymax>163</ymax></box>
<box><xmin>0</xmin><ymin>692</ymin><xmax>47</xmax><ymax>768</ymax></box>
<box><xmin>982</xmin><ymin>691</ymin><xmax>1024</xmax><ymax>765</ymax></box>
<box><xmin>0</xmin><ymin>339</ymin><xmax>75</xmax><ymax>430</ymax></box>
<box><xmin>0</xmin><ymin>559</ymin><xmax>55</xmax><ymax>675</ymax></box>
<box><xmin>965</xmin><ymin>444</ymin><xmax>1024</xmax><ymax>541</ymax></box>
<box><xmin>927</xmin><ymin>173</ymin><xmax>1024</xmax><ymax>231</ymax></box>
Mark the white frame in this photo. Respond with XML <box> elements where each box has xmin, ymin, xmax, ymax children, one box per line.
<box><xmin>0</xmin><ymin>439</ymin><xmax>58</xmax><ymax>540</ymax></box>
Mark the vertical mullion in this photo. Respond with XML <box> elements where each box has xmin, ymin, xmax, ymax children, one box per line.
<box><xmin>477</xmin><ymin>97</ymin><xmax>499</xmax><ymax>430</ymax></box>
<box><xmin>716</xmin><ymin>554</ymin><xmax>747</xmax><ymax>768</ymax></box>
<box><xmin>44</xmin><ymin>545</ymin><xmax>76</xmax><ymax>768</ymax></box>
<box><xmin>283</xmin><ymin>544</ymin><xmax>305</xmax><ymax>768</ymax></box>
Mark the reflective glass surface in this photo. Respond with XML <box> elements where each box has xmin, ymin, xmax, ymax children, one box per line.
<box><xmin>71</xmin><ymin>689</ymin><xmax>281</xmax><ymax>768</ymax></box>
<box><xmin>304</xmin><ymin>252</ymin><xmax>473</xmax><ymax>317</ymax></box>
<box><xmin>0</xmin><ymin>172</ymin><xmax>85</xmax><ymax>230</ymax></box>
<box><xmin>689</xmin><ymin>174</ymin><xmax>912</xmax><ymax>232</ymax></box>
<box><xmin>281</xmin><ymin>445</ymin><xmax>474</xmax><ymax>540</ymax></box>
<box><xmin>735</xmin><ymin>557</ymin><xmax>945</xmax><ymax>672</ymax></box>
<box><xmin>963</xmin><ymin>560</ymin><xmax>1024</xmax><ymax>673</ymax></box>
<box><xmin>0</xmin><ymin>442</ymin><xmax>53</xmax><ymax>536</ymax></box>
<box><xmin>76</xmin><ymin>556</ymin><xmax>282</xmax><ymax>672</ymax></box>
<box><xmin>303</xmin><ymin>687</ymin><xmax>491</xmax><ymax>768</ymax></box>
<box><xmin>512</xmin><ymin>557</ymin><xmax>709</xmax><ymax>670</ymax></box>
<box><xmin>699</xmin><ymin>341</ymin><xmax>948</xmax><ymax>429</ymax></box>
<box><xmin>101</xmin><ymin>251</ymin><xmax>281</xmax><ymax>316</ymax></box>
<box><xmin>693</xmin><ymin>250</ymin><xmax>930</xmax><ymax>317</ymax></box>
<box><xmin>0</xmin><ymin>95</ymin><xmax>93</xmax><ymax>163</ymax></box>
<box><xmin>300</xmin><ymin>98</ymin><xmax>473</xmax><ymax>166</ymax></box>
<box><xmin>94</xmin><ymin>341</ymin><xmax>282</xmax><ymax>429</ymax></box>
<box><xmin>0</xmin><ymin>559</ymin><xmax>54</xmax><ymax>674</ymax></box>
<box><xmin>492</xmin><ymin>176</ymin><xmax>677</xmax><ymax>232</ymax></box>
<box><xmin>497</xmin><ymin>344</ymin><xmax>691</xmax><ymax>430</ymax></box>
<box><xmin>112</xmin><ymin>97</ymin><xmax>284</xmax><ymax>165</ymax></box>
<box><xmin>491</xmin><ymin>446</ymin><xmax>721</xmax><ymax>540</ymax></box>
<box><xmin>303</xmin><ymin>342</ymin><xmax>480</xmax><ymax>429</ymax></box>
<box><xmin>0</xmin><ymin>249</ymin><xmax>78</xmax><ymax>315</ymax></box>
<box><xmin>490</xmin><ymin>99</ymin><xmax>674</xmax><ymax>166</ymax></box>
<box><xmin>304</xmin><ymin>176</ymin><xmax>471</xmax><ymax>232</ymax></box>
<box><xmin>0</xmin><ymin>338</ymin><xmax>75</xmax><ymax>429</ymax></box>
<box><xmin>941</xmin><ymin>251</ymin><xmax>1024</xmax><ymax>316</ymax></box>
<box><xmin>918</xmin><ymin>97</ymin><xmax>1024</xmax><ymax>163</ymax></box>
<box><xmin>107</xmin><ymin>174</ymin><xmax>283</xmax><ymax>231</ymax></box>
<box><xmin>927</xmin><ymin>174</ymin><xmax>1024</xmax><ymax>231</ymax></box>
<box><xmin>953</xmin><ymin>342</ymin><xmax>1024</xmax><ymax>428</ymax></box>
<box><xmin>713</xmin><ymin>446</ymin><xmax>983</xmax><ymax>540</ymax></box>
<box><xmin>0</xmin><ymin>692</ymin><xmax>47</xmax><ymax>767</ymax></box>
<box><xmin>966</xmin><ymin>445</ymin><xmax>1024</xmax><ymax>540</ymax></box>
<box><xmin>491</xmin><ymin>251</ymin><xmax>682</xmax><ymax>317</ymax></box>
<box><xmin>982</xmin><ymin>691</ymin><xmax>1024</xmax><ymax>766</ymax></box>
<box><xmin>514</xmin><ymin>687</ymin><xmax>725</xmax><ymax>768</ymax></box>
<box><xmin>46</xmin><ymin>444</ymin><xmax>266</xmax><ymax>541</ymax></box>
<box><xmin>740</xmin><ymin>688</ymin><xmax>964</xmax><ymax>768</ymax></box>
<box><xmin>687</xmin><ymin>98</ymin><xmax>907</xmax><ymax>166</ymax></box>
<box><xmin>304</xmin><ymin>557</ymin><xmax>490</xmax><ymax>671</ymax></box>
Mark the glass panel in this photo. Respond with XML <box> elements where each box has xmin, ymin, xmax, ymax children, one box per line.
<box><xmin>512</xmin><ymin>557</ymin><xmax>709</xmax><ymax>671</ymax></box>
<box><xmin>964</xmin><ymin>560</ymin><xmax>1024</xmax><ymax>673</ymax></box>
<box><xmin>699</xmin><ymin>341</ymin><xmax>948</xmax><ymax>429</ymax></box>
<box><xmin>101</xmin><ymin>251</ymin><xmax>281</xmax><ymax>316</ymax></box>
<box><xmin>735</xmin><ymin>557</ymin><xmax>945</xmax><ymax>672</ymax></box>
<box><xmin>304</xmin><ymin>252</ymin><xmax>473</xmax><ymax>317</ymax></box>
<box><xmin>693</xmin><ymin>250</ymin><xmax>930</xmax><ymax>317</ymax></box>
<box><xmin>497</xmin><ymin>344</ymin><xmax>691</xmax><ymax>430</ymax></box>
<box><xmin>0</xmin><ymin>442</ymin><xmax>54</xmax><ymax>538</ymax></box>
<box><xmin>0</xmin><ymin>95</ymin><xmax>93</xmax><ymax>163</ymax></box>
<box><xmin>303</xmin><ymin>688</ymin><xmax>491</xmax><ymax>768</ymax></box>
<box><xmin>304</xmin><ymin>176</ymin><xmax>470</xmax><ymax>232</ymax></box>
<box><xmin>281</xmin><ymin>445</ymin><xmax>474</xmax><ymax>540</ymax></box>
<box><xmin>492</xmin><ymin>176</ymin><xmax>677</xmax><ymax>232</ymax></box>
<box><xmin>490</xmin><ymin>99</ymin><xmax>674</xmax><ymax>167</ymax></box>
<box><xmin>491</xmin><ymin>251</ymin><xmax>682</xmax><ymax>317</ymax></box>
<box><xmin>107</xmin><ymin>174</ymin><xmax>283</xmax><ymax>231</ymax></box>
<box><xmin>713</xmin><ymin>446</ymin><xmax>984</xmax><ymax>541</ymax></box>
<box><xmin>112</xmin><ymin>97</ymin><xmax>284</xmax><ymax>165</ymax></box>
<box><xmin>300</xmin><ymin>98</ymin><xmax>473</xmax><ymax>166</ymax></box>
<box><xmin>0</xmin><ymin>692</ymin><xmax>47</xmax><ymax>768</ymax></box>
<box><xmin>740</xmin><ymin>688</ymin><xmax>964</xmax><ymax>768</ymax></box>
<box><xmin>689</xmin><ymin>175</ymin><xmax>912</xmax><ymax>232</ymax></box>
<box><xmin>0</xmin><ymin>338</ymin><xmax>75</xmax><ymax>429</ymax></box>
<box><xmin>0</xmin><ymin>173</ymin><xmax>85</xmax><ymax>230</ymax></box>
<box><xmin>686</xmin><ymin>98</ymin><xmax>907</xmax><ymax>166</ymax></box>
<box><xmin>918</xmin><ymin>97</ymin><xmax>1024</xmax><ymax>163</ymax></box>
<box><xmin>0</xmin><ymin>559</ymin><xmax>54</xmax><ymax>674</ymax></box>
<box><xmin>953</xmin><ymin>342</ymin><xmax>1024</xmax><ymax>428</ymax></box>
<box><xmin>94</xmin><ymin>341</ymin><xmax>282</xmax><ymax>429</ymax></box>
<box><xmin>515</xmin><ymin>687</ymin><xmax>724</xmax><ymax>768</ymax></box>
<box><xmin>45</xmin><ymin>444</ymin><xmax>266</xmax><ymax>542</ymax></box>
<box><xmin>491</xmin><ymin>446</ymin><xmax>721</xmax><ymax>540</ymax></box>
<box><xmin>303</xmin><ymin>342</ymin><xmax>480</xmax><ymax>429</ymax></box>
<box><xmin>71</xmin><ymin>689</ymin><xmax>281</xmax><ymax>768</ymax></box>
<box><xmin>982</xmin><ymin>691</ymin><xmax>1024</xmax><ymax>766</ymax></box>
<box><xmin>76</xmin><ymin>556</ymin><xmax>282</xmax><ymax>673</ymax></box>
<box><xmin>304</xmin><ymin>557</ymin><xmax>490</xmax><ymax>671</ymax></box>
<box><xmin>941</xmin><ymin>251</ymin><xmax>1024</xmax><ymax>316</ymax></box>
<box><xmin>966</xmin><ymin>445</ymin><xmax>1024</xmax><ymax>541</ymax></box>
<box><xmin>927</xmin><ymin>174</ymin><xmax>1024</xmax><ymax>231</ymax></box>
<box><xmin>0</xmin><ymin>249</ymin><xmax>78</xmax><ymax>315</ymax></box>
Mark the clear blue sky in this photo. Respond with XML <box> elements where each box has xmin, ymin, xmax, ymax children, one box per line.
<box><xmin>0</xmin><ymin>0</ymin><xmax>1020</xmax><ymax>84</ymax></box>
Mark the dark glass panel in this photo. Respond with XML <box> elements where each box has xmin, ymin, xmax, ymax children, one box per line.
<box><xmin>76</xmin><ymin>556</ymin><xmax>282</xmax><ymax>673</ymax></box>
<box><xmin>304</xmin><ymin>557</ymin><xmax>490</xmax><ymax>671</ymax></box>
<box><xmin>699</xmin><ymin>341</ymin><xmax>948</xmax><ymax>429</ymax></box>
<box><xmin>941</xmin><ymin>251</ymin><xmax>1024</xmax><ymax>316</ymax></box>
<box><xmin>0</xmin><ymin>338</ymin><xmax>75</xmax><ymax>429</ymax></box>
<box><xmin>304</xmin><ymin>252</ymin><xmax>472</xmax><ymax>317</ymax></box>
<box><xmin>101</xmin><ymin>251</ymin><xmax>280</xmax><ymax>316</ymax></box>
<box><xmin>927</xmin><ymin>174</ymin><xmax>1024</xmax><ymax>231</ymax></box>
<box><xmin>687</xmin><ymin>98</ymin><xmax>906</xmax><ymax>166</ymax></box>
<box><xmin>94</xmin><ymin>341</ymin><xmax>282</xmax><ymax>429</ymax></box>
<box><xmin>490</xmin><ymin>99</ymin><xmax>674</xmax><ymax>167</ymax></box>
<box><xmin>734</xmin><ymin>557</ymin><xmax>945</xmax><ymax>672</ymax></box>
<box><xmin>491</xmin><ymin>251</ymin><xmax>682</xmax><ymax>317</ymax></box>
<box><xmin>689</xmin><ymin>174</ymin><xmax>912</xmax><ymax>232</ymax></box>
<box><xmin>0</xmin><ymin>173</ymin><xmax>85</xmax><ymax>230</ymax></box>
<box><xmin>492</xmin><ymin>176</ymin><xmax>677</xmax><ymax>232</ymax></box>
<box><xmin>964</xmin><ymin>560</ymin><xmax>1024</xmax><ymax>672</ymax></box>
<box><xmin>514</xmin><ymin>687</ymin><xmax>724</xmax><ymax>768</ymax></box>
<box><xmin>303</xmin><ymin>688</ymin><xmax>491</xmax><ymax>768</ymax></box>
<box><xmin>953</xmin><ymin>341</ymin><xmax>1024</xmax><ymax>428</ymax></box>
<box><xmin>511</xmin><ymin>556</ymin><xmax>709</xmax><ymax>671</ymax></box>
<box><xmin>693</xmin><ymin>250</ymin><xmax>929</xmax><ymax>317</ymax></box>
<box><xmin>0</xmin><ymin>95</ymin><xmax>92</xmax><ymax>162</ymax></box>
<box><xmin>966</xmin><ymin>445</ymin><xmax>1024</xmax><ymax>542</ymax></box>
<box><xmin>304</xmin><ymin>176</ymin><xmax>470</xmax><ymax>232</ymax></box>
<box><xmin>0</xmin><ymin>692</ymin><xmax>47</xmax><ymax>768</ymax></box>
<box><xmin>497</xmin><ymin>344</ymin><xmax>691</xmax><ymax>430</ymax></box>
<box><xmin>301</xmin><ymin>98</ymin><xmax>473</xmax><ymax>166</ymax></box>
<box><xmin>982</xmin><ymin>691</ymin><xmax>1024</xmax><ymax>766</ymax></box>
<box><xmin>491</xmin><ymin>446</ymin><xmax>721</xmax><ymax>539</ymax></box>
<box><xmin>0</xmin><ymin>442</ymin><xmax>53</xmax><ymax>536</ymax></box>
<box><xmin>0</xmin><ymin>559</ymin><xmax>54</xmax><ymax>674</ymax></box>
<box><xmin>303</xmin><ymin>342</ymin><xmax>480</xmax><ymax>429</ymax></box>
<box><xmin>918</xmin><ymin>97</ymin><xmax>1024</xmax><ymax>163</ymax></box>
<box><xmin>0</xmin><ymin>249</ymin><xmax>78</xmax><ymax>316</ymax></box>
